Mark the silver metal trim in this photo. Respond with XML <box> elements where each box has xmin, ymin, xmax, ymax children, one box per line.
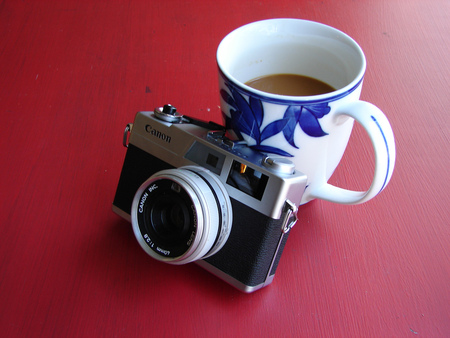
<box><xmin>127</xmin><ymin>111</ymin><xmax>307</xmax><ymax>220</ymax></box>
<box><xmin>263</xmin><ymin>156</ymin><xmax>296</xmax><ymax>175</ymax></box>
<box><xmin>112</xmin><ymin>205</ymin><xmax>131</xmax><ymax>222</ymax></box>
<box><xmin>123</xmin><ymin>123</ymin><xmax>133</xmax><ymax>148</ymax></box>
<box><xmin>195</xmin><ymin>260</ymin><xmax>274</xmax><ymax>293</ymax></box>
<box><xmin>154</xmin><ymin>106</ymin><xmax>183</xmax><ymax>123</ymax></box>
<box><xmin>263</xmin><ymin>200</ymin><xmax>297</xmax><ymax>285</ymax></box>
<box><xmin>281</xmin><ymin>199</ymin><xmax>298</xmax><ymax>234</ymax></box>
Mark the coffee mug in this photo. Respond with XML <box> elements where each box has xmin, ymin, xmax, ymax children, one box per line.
<box><xmin>217</xmin><ymin>19</ymin><xmax>395</xmax><ymax>205</ymax></box>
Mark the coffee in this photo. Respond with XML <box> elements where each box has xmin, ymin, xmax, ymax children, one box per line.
<box><xmin>245</xmin><ymin>73</ymin><xmax>335</xmax><ymax>96</ymax></box>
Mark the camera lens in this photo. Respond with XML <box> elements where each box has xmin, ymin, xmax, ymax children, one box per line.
<box><xmin>131</xmin><ymin>166</ymin><xmax>232</xmax><ymax>264</ymax></box>
<box><xmin>150</xmin><ymin>193</ymin><xmax>190</xmax><ymax>242</ymax></box>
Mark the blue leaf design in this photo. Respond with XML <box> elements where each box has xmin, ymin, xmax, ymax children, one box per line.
<box><xmin>299</xmin><ymin>109</ymin><xmax>329</xmax><ymax>137</ymax></box>
<box><xmin>220</xmin><ymin>89</ymin><xmax>237</xmax><ymax>111</ymax></box>
<box><xmin>230</xmin><ymin>109</ymin><xmax>252</xmax><ymax>137</ymax></box>
<box><xmin>249</xmin><ymin>96</ymin><xmax>264</xmax><ymax>128</ymax></box>
<box><xmin>229</xmin><ymin>87</ymin><xmax>261</xmax><ymax>141</ymax></box>
<box><xmin>222</xmin><ymin>110</ymin><xmax>245</xmax><ymax>140</ymax></box>
<box><xmin>260</xmin><ymin>118</ymin><xmax>290</xmax><ymax>142</ymax></box>
<box><xmin>283</xmin><ymin>122</ymin><xmax>298</xmax><ymax>148</ymax></box>
<box><xmin>304</xmin><ymin>103</ymin><xmax>331</xmax><ymax>118</ymax></box>
<box><xmin>251</xmin><ymin>145</ymin><xmax>293</xmax><ymax>157</ymax></box>
<box><xmin>282</xmin><ymin>106</ymin><xmax>302</xmax><ymax>148</ymax></box>
<box><xmin>221</xmin><ymin>83</ymin><xmax>331</xmax><ymax>151</ymax></box>
<box><xmin>283</xmin><ymin>105</ymin><xmax>301</xmax><ymax>120</ymax></box>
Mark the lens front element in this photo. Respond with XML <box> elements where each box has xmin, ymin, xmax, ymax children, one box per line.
<box><xmin>131</xmin><ymin>166</ymin><xmax>232</xmax><ymax>264</ymax></box>
<box><xmin>151</xmin><ymin>191</ymin><xmax>190</xmax><ymax>242</ymax></box>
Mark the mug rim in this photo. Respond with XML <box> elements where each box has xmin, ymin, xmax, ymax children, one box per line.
<box><xmin>217</xmin><ymin>18</ymin><xmax>366</xmax><ymax>104</ymax></box>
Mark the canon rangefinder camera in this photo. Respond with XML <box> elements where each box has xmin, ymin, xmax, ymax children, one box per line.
<box><xmin>112</xmin><ymin>105</ymin><xmax>307</xmax><ymax>292</ymax></box>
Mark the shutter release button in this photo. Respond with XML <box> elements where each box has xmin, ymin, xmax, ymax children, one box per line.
<box><xmin>263</xmin><ymin>157</ymin><xmax>295</xmax><ymax>175</ymax></box>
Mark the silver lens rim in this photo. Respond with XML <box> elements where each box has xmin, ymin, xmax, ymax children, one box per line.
<box><xmin>181</xmin><ymin>166</ymin><xmax>233</xmax><ymax>259</ymax></box>
<box><xmin>131</xmin><ymin>166</ymin><xmax>232</xmax><ymax>264</ymax></box>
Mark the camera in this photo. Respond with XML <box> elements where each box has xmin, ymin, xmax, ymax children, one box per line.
<box><xmin>112</xmin><ymin>105</ymin><xmax>307</xmax><ymax>292</ymax></box>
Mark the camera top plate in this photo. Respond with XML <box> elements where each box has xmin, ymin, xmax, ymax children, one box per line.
<box><xmin>126</xmin><ymin>108</ymin><xmax>307</xmax><ymax>219</ymax></box>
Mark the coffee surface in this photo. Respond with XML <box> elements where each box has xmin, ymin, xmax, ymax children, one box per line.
<box><xmin>245</xmin><ymin>73</ymin><xmax>335</xmax><ymax>96</ymax></box>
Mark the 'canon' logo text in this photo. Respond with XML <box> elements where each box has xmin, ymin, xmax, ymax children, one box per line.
<box><xmin>145</xmin><ymin>124</ymin><xmax>171</xmax><ymax>143</ymax></box>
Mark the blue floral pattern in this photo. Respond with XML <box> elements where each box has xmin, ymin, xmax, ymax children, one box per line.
<box><xmin>221</xmin><ymin>85</ymin><xmax>331</xmax><ymax>157</ymax></box>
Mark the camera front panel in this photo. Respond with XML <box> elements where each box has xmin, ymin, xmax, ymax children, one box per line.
<box><xmin>113</xmin><ymin>144</ymin><xmax>174</xmax><ymax>217</ymax></box>
<box><xmin>113</xmin><ymin>142</ymin><xmax>290</xmax><ymax>292</ymax></box>
<box><xmin>201</xmin><ymin>198</ymin><xmax>290</xmax><ymax>291</ymax></box>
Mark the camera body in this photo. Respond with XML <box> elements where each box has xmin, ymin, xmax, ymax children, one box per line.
<box><xmin>112</xmin><ymin>106</ymin><xmax>307</xmax><ymax>292</ymax></box>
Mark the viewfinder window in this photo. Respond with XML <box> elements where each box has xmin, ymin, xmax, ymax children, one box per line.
<box><xmin>206</xmin><ymin>153</ymin><xmax>219</xmax><ymax>168</ymax></box>
<box><xmin>226</xmin><ymin>160</ymin><xmax>268</xmax><ymax>200</ymax></box>
<box><xmin>184</xmin><ymin>142</ymin><xmax>225</xmax><ymax>175</ymax></box>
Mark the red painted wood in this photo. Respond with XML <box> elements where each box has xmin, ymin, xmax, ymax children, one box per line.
<box><xmin>0</xmin><ymin>0</ymin><xmax>448</xmax><ymax>336</ymax></box>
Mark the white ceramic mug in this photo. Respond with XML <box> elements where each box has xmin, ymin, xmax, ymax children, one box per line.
<box><xmin>217</xmin><ymin>19</ymin><xmax>395</xmax><ymax>205</ymax></box>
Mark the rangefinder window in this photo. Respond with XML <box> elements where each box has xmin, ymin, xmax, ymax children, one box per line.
<box><xmin>184</xmin><ymin>141</ymin><xmax>225</xmax><ymax>175</ymax></box>
<box><xmin>206</xmin><ymin>153</ymin><xmax>219</xmax><ymax>168</ymax></box>
<box><xmin>226</xmin><ymin>160</ymin><xmax>268</xmax><ymax>200</ymax></box>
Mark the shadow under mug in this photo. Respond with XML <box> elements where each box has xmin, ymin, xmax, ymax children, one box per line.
<box><xmin>217</xmin><ymin>19</ymin><xmax>395</xmax><ymax>205</ymax></box>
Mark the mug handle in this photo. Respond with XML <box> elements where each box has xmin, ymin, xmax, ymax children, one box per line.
<box><xmin>308</xmin><ymin>101</ymin><xmax>396</xmax><ymax>204</ymax></box>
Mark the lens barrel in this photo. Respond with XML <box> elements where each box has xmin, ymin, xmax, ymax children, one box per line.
<box><xmin>131</xmin><ymin>166</ymin><xmax>232</xmax><ymax>264</ymax></box>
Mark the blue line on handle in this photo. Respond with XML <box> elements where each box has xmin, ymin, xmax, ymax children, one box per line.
<box><xmin>371</xmin><ymin>115</ymin><xmax>390</xmax><ymax>194</ymax></box>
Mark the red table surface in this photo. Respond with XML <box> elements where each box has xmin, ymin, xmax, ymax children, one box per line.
<box><xmin>1</xmin><ymin>0</ymin><xmax>448</xmax><ymax>337</ymax></box>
